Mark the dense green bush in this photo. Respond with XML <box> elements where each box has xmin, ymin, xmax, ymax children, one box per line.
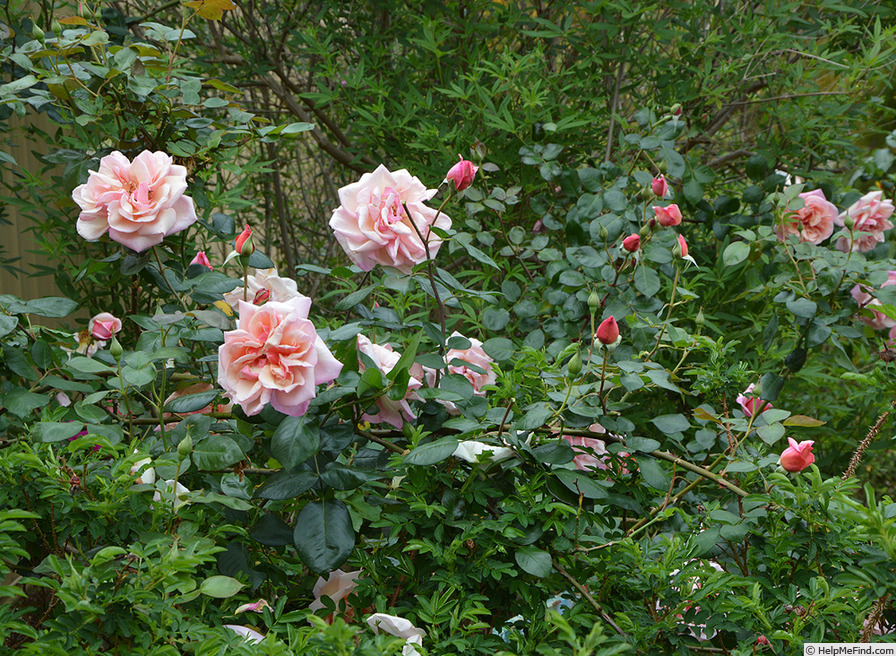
<box><xmin>3</xmin><ymin>1</ymin><xmax>896</xmax><ymax>655</ymax></box>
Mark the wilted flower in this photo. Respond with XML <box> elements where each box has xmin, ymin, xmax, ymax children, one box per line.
<box><xmin>357</xmin><ymin>334</ymin><xmax>422</xmax><ymax>428</ymax></box>
<box><xmin>366</xmin><ymin>613</ymin><xmax>425</xmax><ymax>656</ymax></box>
<box><xmin>309</xmin><ymin>569</ymin><xmax>361</xmax><ymax>620</ymax></box>
<box><xmin>224</xmin><ymin>624</ymin><xmax>265</xmax><ymax>643</ymax></box>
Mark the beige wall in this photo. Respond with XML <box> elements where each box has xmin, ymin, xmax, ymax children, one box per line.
<box><xmin>1</xmin><ymin>112</ymin><xmax>66</xmax><ymax>301</ymax></box>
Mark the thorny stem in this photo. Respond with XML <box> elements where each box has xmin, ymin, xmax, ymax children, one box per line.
<box><xmin>843</xmin><ymin>398</ymin><xmax>896</xmax><ymax>480</ymax></box>
<box><xmin>552</xmin><ymin>559</ymin><xmax>626</xmax><ymax>637</ymax></box>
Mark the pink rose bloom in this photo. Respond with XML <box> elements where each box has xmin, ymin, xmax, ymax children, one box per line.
<box><xmin>561</xmin><ymin>424</ymin><xmax>631</xmax><ymax>473</ymax></box>
<box><xmin>88</xmin><ymin>312</ymin><xmax>122</xmax><ymax>340</ymax></box>
<box><xmin>651</xmin><ymin>175</ymin><xmax>669</xmax><ymax>198</ymax></box>
<box><xmin>653</xmin><ymin>203</ymin><xmax>682</xmax><ymax>227</ymax></box>
<box><xmin>73</xmin><ymin>150</ymin><xmax>197</xmax><ymax>252</ymax></box>
<box><xmin>780</xmin><ymin>437</ymin><xmax>815</xmax><ymax>472</ymax></box>
<box><xmin>775</xmin><ymin>189</ymin><xmax>838</xmax><ymax>245</ymax></box>
<box><xmin>223</xmin><ymin>268</ymin><xmax>303</xmax><ymax>310</ymax></box>
<box><xmin>309</xmin><ymin>569</ymin><xmax>361</xmax><ymax>615</ymax></box>
<box><xmin>329</xmin><ymin>165</ymin><xmax>452</xmax><ymax>273</ymax></box>
<box><xmin>835</xmin><ymin>190</ymin><xmax>895</xmax><ymax>252</ymax></box>
<box><xmin>851</xmin><ymin>271</ymin><xmax>896</xmax><ymax>330</ymax></box>
<box><xmin>445</xmin><ymin>156</ymin><xmax>478</xmax><ymax>192</ymax></box>
<box><xmin>736</xmin><ymin>383</ymin><xmax>772</xmax><ymax>417</ymax></box>
<box><xmin>357</xmin><ymin>334</ymin><xmax>422</xmax><ymax>428</ymax></box>
<box><xmin>218</xmin><ymin>298</ymin><xmax>343</xmax><ymax>417</ymax></box>
<box><xmin>422</xmin><ymin>332</ymin><xmax>495</xmax><ymax>415</ymax></box>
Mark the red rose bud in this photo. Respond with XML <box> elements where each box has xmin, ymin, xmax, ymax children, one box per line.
<box><xmin>253</xmin><ymin>288</ymin><xmax>271</xmax><ymax>305</ymax></box>
<box><xmin>653</xmin><ymin>203</ymin><xmax>682</xmax><ymax>227</ymax></box>
<box><xmin>622</xmin><ymin>233</ymin><xmax>641</xmax><ymax>252</ymax></box>
<box><xmin>677</xmin><ymin>234</ymin><xmax>689</xmax><ymax>258</ymax></box>
<box><xmin>596</xmin><ymin>316</ymin><xmax>619</xmax><ymax>345</ymax></box>
<box><xmin>235</xmin><ymin>225</ymin><xmax>254</xmax><ymax>256</ymax></box>
<box><xmin>756</xmin><ymin>636</ymin><xmax>769</xmax><ymax>646</ymax></box>
<box><xmin>190</xmin><ymin>250</ymin><xmax>213</xmax><ymax>270</ymax></box>
<box><xmin>445</xmin><ymin>155</ymin><xmax>478</xmax><ymax>192</ymax></box>
<box><xmin>780</xmin><ymin>438</ymin><xmax>815</xmax><ymax>472</ymax></box>
<box><xmin>651</xmin><ymin>175</ymin><xmax>669</xmax><ymax>198</ymax></box>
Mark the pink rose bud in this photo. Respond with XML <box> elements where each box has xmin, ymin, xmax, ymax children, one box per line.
<box><xmin>736</xmin><ymin>384</ymin><xmax>771</xmax><ymax>417</ymax></box>
<box><xmin>235</xmin><ymin>225</ymin><xmax>254</xmax><ymax>256</ymax></box>
<box><xmin>677</xmin><ymin>234</ymin><xmax>689</xmax><ymax>258</ymax></box>
<box><xmin>596</xmin><ymin>316</ymin><xmax>619</xmax><ymax>345</ymax></box>
<box><xmin>780</xmin><ymin>438</ymin><xmax>815</xmax><ymax>472</ymax></box>
<box><xmin>651</xmin><ymin>175</ymin><xmax>669</xmax><ymax>198</ymax></box>
<box><xmin>88</xmin><ymin>312</ymin><xmax>122</xmax><ymax>341</ymax></box>
<box><xmin>445</xmin><ymin>155</ymin><xmax>478</xmax><ymax>192</ymax></box>
<box><xmin>190</xmin><ymin>250</ymin><xmax>213</xmax><ymax>270</ymax></box>
<box><xmin>622</xmin><ymin>233</ymin><xmax>641</xmax><ymax>252</ymax></box>
<box><xmin>653</xmin><ymin>203</ymin><xmax>682</xmax><ymax>227</ymax></box>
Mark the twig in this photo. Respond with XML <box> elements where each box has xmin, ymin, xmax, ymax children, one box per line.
<box><xmin>843</xmin><ymin>399</ymin><xmax>896</xmax><ymax>480</ymax></box>
<box><xmin>552</xmin><ymin>559</ymin><xmax>626</xmax><ymax>637</ymax></box>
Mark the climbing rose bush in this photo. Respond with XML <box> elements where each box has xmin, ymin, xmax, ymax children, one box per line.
<box><xmin>72</xmin><ymin>150</ymin><xmax>197</xmax><ymax>252</ymax></box>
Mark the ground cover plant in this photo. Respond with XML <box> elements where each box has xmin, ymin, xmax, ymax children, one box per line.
<box><xmin>3</xmin><ymin>1</ymin><xmax>896</xmax><ymax>654</ymax></box>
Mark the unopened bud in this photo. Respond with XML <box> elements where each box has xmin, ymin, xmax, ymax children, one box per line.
<box><xmin>843</xmin><ymin>215</ymin><xmax>855</xmax><ymax>230</ymax></box>
<box><xmin>51</xmin><ymin>19</ymin><xmax>61</xmax><ymax>36</ymax></box>
<box><xmin>695</xmin><ymin>308</ymin><xmax>704</xmax><ymax>327</ymax></box>
<box><xmin>587</xmin><ymin>290</ymin><xmax>601</xmax><ymax>313</ymax></box>
<box><xmin>177</xmin><ymin>435</ymin><xmax>193</xmax><ymax>459</ymax></box>
<box><xmin>31</xmin><ymin>23</ymin><xmax>45</xmax><ymax>42</ymax></box>
<box><xmin>109</xmin><ymin>336</ymin><xmax>123</xmax><ymax>361</ymax></box>
<box><xmin>639</xmin><ymin>224</ymin><xmax>651</xmax><ymax>239</ymax></box>
<box><xmin>670</xmin><ymin>103</ymin><xmax>682</xmax><ymax>116</ymax></box>
<box><xmin>598</xmin><ymin>225</ymin><xmax>609</xmax><ymax>242</ymax></box>
<box><xmin>567</xmin><ymin>351</ymin><xmax>582</xmax><ymax>376</ymax></box>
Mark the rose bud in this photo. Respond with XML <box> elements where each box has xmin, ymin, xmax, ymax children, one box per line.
<box><xmin>596</xmin><ymin>316</ymin><xmax>619</xmax><ymax>345</ymax></box>
<box><xmin>445</xmin><ymin>156</ymin><xmax>478</xmax><ymax>192</ymax></box>
<box><xmin>235</xmin><ymin>225</ymin><xmax>254</xmax><ymax>256</ymax></box>
<box><xmin>190</xmin><ymin>250</ymin><xmax>213</xmax><ymax>270</ymax></box>
<box><xmin>780</xmin><ymin>438</ymin><xmax>815</xmax><ymax>472</ymax></box>
<box><xmin>676</xmin><ymin>234</ymin><xmax>689</xmax><ymax>258</ymax></box>
<box><xmin>653</xmin><ymin>203</ymin><xmax>682</xmax><ymax>227</ymax></box>
<box><xmin>651</xmin><ymin>175</ymin><xmax>669</xmax><ymax>198</ymax></box>
<box><xmin>88</xmin><ymin>312</ymin><xmax>122</xmax><ymax>341</ymax></box>
<box><xmin>622</xmin><ymin>233</ymin><xmax>640</xmax><ymax>252</ymax></box>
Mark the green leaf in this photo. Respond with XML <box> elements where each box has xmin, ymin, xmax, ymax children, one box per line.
<box><xmin>66</xmin><ymin>357</ymin><xmax>114</xmax><ymax>374</ymax></box>
<box><xmin>759</xmin><ymin>373</ymin><xmax>784</xmax><ymax>402</ymax></box>
<box><xmin>626</xmin><ymin>437</ymin><xmax>661</xmax><ymax>452</ymax></box>
<box><xmin>516</xmin><ymin>402</ymin><xmax>553</xmax><ymax>430</ymax></box>
<box><xmin>786</xmin><ymin>297</ymin><xmax>817</xmax><ymax>319</ymax></box>
<box><xmin>651</xmin><ymin>414</ymin><xmax>689</xmax><ymax>434</ymax></box>
<box><xmin>20</xmin><ymin>297</ymin><xmax>78</xmax><ymax>318</ymax></box>
<box><xmin>199</xmin><ymin>575</ymin><xmax>244</xmax><ymax>598</ymax></box>
<box><xmin>2</xmin><ymin>389</ymin><xmax>48</xmax><ymax>417</ymax></box>
<box><xmin>293</xmin><ymin>499</ymin><xmax>355</xmax><ymax>574</ymax></box>
<box><xmin>280</xmin><ymin>121</ymin><xmax>315</xmax><ymax>135</ymax></box>
<box><xmin>515</xmin><ymin>546</ymin><xmax>552</xmax><ymax>578</ymax></box>
<box><xmin>35</xmin><ymin>421</ymin><xmax>85</xmax><ymax>443</ymax></box>
<box><xmin>319</xmin><ymin>463</ymin><xmax>379</xmax><ymax>490</ymax></box>
<box><xmin>637</xmin><ymin>457</ymin><xmax>669</xmax><ymax>490</ymax></box>
<box><xmin>251</xmin><ymin>513</ymin><xmax>294</xmax><ymax>546</ymax></box>
<box><xmin>634</xmin><ymin>266</ymin><xmax>661</xmax><ymax>298</ymax></box>
<box><xmin>690</xmin><ymin>527</ymin><xmax>720</xmax><ymax>556</ymax></box>
<box><xmin>554</xmin><ymin>469</ymin><xmax>607</xmax><ymax>499</ymax></box>
<box><xmin>722</xmin><ymin>241</ymin><xmax>750</xmax><ymax>267</ymax></box>
<box><xmin>682</xmin><ymin>178</ymin><xmax>703</xmax><ymax>205</ymax></box>
<box><xmin>482</xmin><ymin>337</ymin><xmax>513</xmax><ymax>361</ymax></box>
<box><xmin>757</xmin><ymin>423</ymin><xmax>786</xmax><ymax>445</ymax></box>
<box><xmin>783</xmin><ymin>415</ymin><xmax>825</xmax><ymax>427</ymax></box>
<box><xmin>255</xmin><ymin>471</ymin><xmax>318</xmax><ymax>500</ymax></box>
<box><xmin>405</xmin><ymin>436</ymin><xmax>459</xmax><ymax>466</ymax></box>
<box><xmin>483</xmin><ymin>308</ymin><xmax>510</xmax><ymax>331</ymax></box>
<box><xmin>271</xmin><ymin>416</ymin><xmax>320</xmax><ymax>469</ymax></box>
<box><xmin>336</xmin><ymin>285</ymin><xmax>376</xmax><ymax>311</ymax></box>
<box><xmin>0</xmin><ymin>315</ymin><xmax>18</xmax><ymax>338</ymax></box>
<box><xmin>192</xmin><ymin>435</ymin><xmax>244</xmax><ymax>470</ymax></box>
<box><xmin>165</xmin><ymin>389</ymin><xmax>219</xmax><ymax>414</ymax></box>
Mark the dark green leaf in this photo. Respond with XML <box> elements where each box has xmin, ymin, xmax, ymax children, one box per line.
<box><xmin>294</xmin><ymin>499</ymin><xmax>355</xmax><ymax>574</ymax></box>
<box><xmin>35</xmin><ymin>421</ymin><xmax>85</xmax><ymax>443</ymax></box>
<box><xmin>482</xmin><ymin>337</ymin><xmax>513</xmax><ymax>361</ymax></box>
<box><xmin>0</xmin><ymin>315</ymin><xmax>18</xmax><ymax>338</ymax></box>
<box><xmin>251</xmin><ymin>513</ymin><xmax>294</xmax><ymax>546</ymax></box>
<box><xmin>405</xmin><ymin>436</ymin><xmax>459</xmax><ymax>466</ymax></box>
<box><xmin>515</xmin><ymin>546</ymin><xmax>552</xmax><ymax>578</ymax></box>
<box><xmin>637</xmin><ymin>456</ymin><xmax>669</xmax><ymax>489</ymax></box>
<box><xmin>651</xmin><ymin>414</ymin><xmax>689</xmax><ymax>434</ymax></box>
<box><xmin>255</xmin><ymin>471</ymin><xmax>318</xmax><ymax>500</ymax></box>
<box><xmin>192</xmin><ymin>435</ymin><xmax>244</xmax><ymax>470</ymax></box>
<box><xmin>165</xmin><ymin>389</ymin><xmax>219</xmax><ymax>414</ymax></box>
<box><xmin>271</xmin><ymin>416</ymin><xmax>320</xmax><ymax>469</ymax></box>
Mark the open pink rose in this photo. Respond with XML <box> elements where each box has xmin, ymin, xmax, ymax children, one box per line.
<box><xmin>329</xmin><ymin>165</ymin><xmax>451</xmax><ymax>273</ymax></box>
<box><xmin>88</xmin><ymin>312</ymin><xmax>122</xmax><ymax>340</ymax></box>
<box><xmin>218</xmin><ymin>298</ymin><xmax>342</xmax><ymax>417</ymax></box>
<box><xmin>736</xmin><ymin>383</ymin><xmax>772</xmax><ymax>417</ymax></box>
<box><xmin>73</xmin><ymin>150</ymin><xmax>197</xmax><ymax>252</ymax></box>
<box><xmin>780</xmin><ymin>437</ymin><xmax>815</xmax><ymax>472</ymax></box>
<box><xmin>851</xmin><ymin>271</ymin><xmax>896</xmax><ymax>330</ymax></box>
<box><xmin>775</xmin><ymin>189</ymin><xmax>837</xmax><ymax>245</ymax></box>
<box><xmin>357</xmin><ymin>334</ymin><xmax>421</xmax><ymax>428</ymax></box>
<box><xmin>835</xmin><ymin>190</ymin><xmax>895</xmax><ymax>252</ymax></box>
